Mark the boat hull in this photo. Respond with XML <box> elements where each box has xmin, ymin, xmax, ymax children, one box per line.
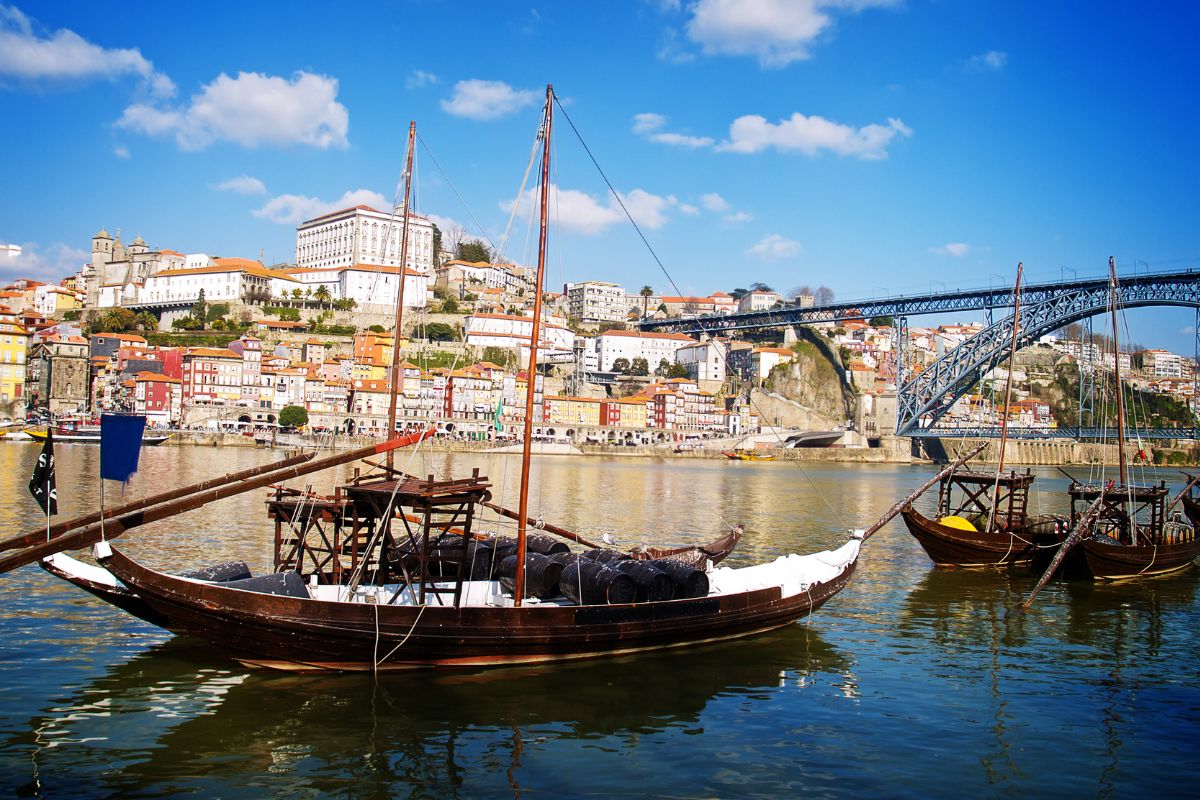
<box><xmin>24</xmin><ymin>429</ymin><xmax>171</xmax><ymax>446</ymax></box>
<box><xmin>1075</xmin><ymin>537</ymin><xmax>1199</xmax><ymax>581</ymax></box>
<box><xmin>900</xmin><ymin>507</ymin><xmax>1062</xmax><ymax>567</ymax></box>
<box><xmin>101</xmin><ymin>545</ymin><xmax>857</xmax><ymax>672</ymax></box>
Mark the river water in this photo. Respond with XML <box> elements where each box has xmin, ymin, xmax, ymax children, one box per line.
<box><xmin>1</xmin><ymin>443</ymin><xmax>1197</xmax><ymax>798</ymax></box>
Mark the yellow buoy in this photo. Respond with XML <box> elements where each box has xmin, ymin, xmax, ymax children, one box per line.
<box><xmin>937</xmin><ymin>515</ymin><xmax>978</xmax><ymax>532</ymax></box>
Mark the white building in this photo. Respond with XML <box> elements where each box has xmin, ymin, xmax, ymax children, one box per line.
<box><xmin>295</xmin><ymin>204</ymin><xmax>436</xmax><ymax>275</ymax></box>
<box><xmin>737</xmin><ymin>289</ymin><xmax>780</xmax><ymax>313</ymax></box>
<box><xmin>676</xmin><ymin>339</ymin><xmax>727</xmax><ymax>382</ymax></box>
<box><xmin>271</xmin><ymin>264</ymin><xmax>429</xmax><ymax>312</ymax></box>
<box><xmin>137</xmin><ymin>258</ymin><xmax>286</xmax><ymax>307</ymax></box>
<box><xmin>464</xmin><ymin>312</ymin><xmax>574</xmax><ymax>363</ymax></box>
<box><xmin>595</xmin><ymin>330</ymin><xmax>696</xmax><ymax>372</ymax></box>
<box><xmin>567</xmin><ymin>281</ymin><xmax>627</xmax><ymax>323</ymax></box>
<box><xmin>1144</xmin><ymin>349</ymin><xmax>1184</xmax><ymax>378</ymax></box>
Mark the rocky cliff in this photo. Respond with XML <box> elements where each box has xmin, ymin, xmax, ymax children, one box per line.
<box><xmin>757</xmin><ymin>330</ymin><xmax>856</xmax><ymax>429</ymax></box>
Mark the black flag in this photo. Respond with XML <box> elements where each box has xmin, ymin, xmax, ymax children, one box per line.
<box><xmin>28</xmin><ymin>429</ymin><xmax>57</xmax><ymax>516</ymax></box>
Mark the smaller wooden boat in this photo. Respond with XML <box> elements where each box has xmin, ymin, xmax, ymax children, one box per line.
<box><xmin>24</xmin><ymin>423</ymin><xmax>171</xmax><ymax>446</ymax></box>
<box><xmin>900</xmin><ymin>468</ymin><xmax>1063</xmax><ymax>567</ymax></box>
<box><xmin>722</xmin><ymin>450</ymin><xmax>775</xmax><ymax>461</ymax></box>
<box><xmin>1066</xmin><ymin>481</ymin><xmax>1199</xmax><ymax>580</ymax></box>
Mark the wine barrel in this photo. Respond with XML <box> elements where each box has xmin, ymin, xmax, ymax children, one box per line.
<box><xmin>526</xmin><ymin>532</ymin><xmax>570</xmax><ymax>555</ymax></box>
<box><xmin>497</xmin><ymin>553</ymin><xmax>565</xmax><ymax>599</ymax></box>
<box><xmin>650</xmin><ymin>558</ymin><xmax>709</xmax><ymax>598</ymax></box>
<box><xmin>610</xmin><ymin>560</ymin><xmax>675</xmax><ymax>602</ymax></box>
<box><xmin>180</xmin><ymin>560</ymin><xmax>252</xmax><ymax>582</ymax></box>
<box><xmin>581</xmin><ymin>548</ymin><xmax>631</xmax><ymax>564</ymax></box>
<box><xmin>558</xmin><ymin>559</ymin><xmax>636</xmax><ymax>605</ymax></box>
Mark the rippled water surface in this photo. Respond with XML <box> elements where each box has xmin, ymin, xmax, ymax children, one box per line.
<box><xmin>1</xmin><ymin>443</ymin><xmax>1198</xmax><ymax>798</ymax></box>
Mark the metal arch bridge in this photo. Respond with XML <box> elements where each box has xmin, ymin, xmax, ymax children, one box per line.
<box><xmin>896</xmin><ymin>271</ymin><xmax>1200</xmax><ymax>435</ymax></box>
<box><xmin>637</xmin><ymin>268</ymin><xmax>1200</xmax><ymax>336</ymax></box>
<box><xmin>634</xmin><ymin>268</ymin><xmax>1200</xmax><ymax>438</ymax></box>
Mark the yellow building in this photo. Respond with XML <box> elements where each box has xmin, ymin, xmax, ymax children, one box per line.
<box><xmin>0</xmin><ymin>320</ymin><xmax>30</xmax><ymax>408</ymax></box>
<box><xmin>544</xmin><ymin>395</ymin><xmax>601</xmax><ymax>426</ymax></box>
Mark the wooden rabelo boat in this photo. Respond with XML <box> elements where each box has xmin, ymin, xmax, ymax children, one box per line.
<box><xmin>25</xmin><ymin>419</ymin><xmax>171</xmax><ymax>446</ymax></box>
<box><xmin>900</xmin><ymin>265</ymin><xmax>1065</xmax><ymax>568</ymax></box>
<box><xmin>900</xmin><ymin>467</ymin><xmax>1063</xmax><ymax>567</ymax></box>
<box><xmin>6</xmin><ymin>88</ymin><xmax>930</xmax><ymax>672</ymax></box>
<box><xmin>1064</xmin><ymin>480</ymin><xmax>1198</xmax><ymax>580</ymax></box>
<box><xmin>1023</xmin><ymin>261</ymin><xmax>1200</xmax><ymax>602</ymax></box>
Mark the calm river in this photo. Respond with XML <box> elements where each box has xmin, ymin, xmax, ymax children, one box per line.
<box><xmin>1</xmin><ymin>443</ymin><xmax>1197</xmax><ymax>798</ymax></box>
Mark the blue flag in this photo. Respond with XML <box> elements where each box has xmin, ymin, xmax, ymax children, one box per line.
<box><xmin>100</xmin><ymin>414</ymin><xmax>146</xmax><ymax>483</ymax></box>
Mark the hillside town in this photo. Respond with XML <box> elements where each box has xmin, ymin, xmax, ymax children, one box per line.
<box><xmin>2</xmin><ymin>205</ymin><xmax>1197</xmax><ymax>443</ymax></box>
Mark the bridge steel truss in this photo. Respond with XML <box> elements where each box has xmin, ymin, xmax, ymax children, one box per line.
<box><xmin>637</xmin><ymin>269</ymin><xmax>1200</xmax><ymax>336</ymax></box>
<box><xmin>898</xmin><ymin>272</ymin><xmax>1200</xmax><ymax>436</ymax></box>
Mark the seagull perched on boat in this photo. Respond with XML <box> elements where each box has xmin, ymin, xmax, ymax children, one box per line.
<box><xmin>602</xmin><ymin>533</ymin><xmax>617</xmax><ymax>546</ymax></box>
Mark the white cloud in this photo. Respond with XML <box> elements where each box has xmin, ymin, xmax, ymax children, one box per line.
<box><xmin>406</xmin><ymin>69</ymin><xmax>438</xmax><ymax>89</ymax></box>
<box><xmin>685</xmin><ymin>0</ymin><xmax>898</xmax><ymax>69</ymax></box>
<box><xmin>253</xmin><ymin>189</ymin><xmax>388</xmax><ymax>226</ymax></box>
<box><xmin>113</xmin><ymin>145</ymin><xmax>130</xmax><ymax>159</ymax></box>
<box><xmin>118</xmin><ymin>71</ymin><xmax>349</xmax><ymax>150</ymax></box>
<box><xmin>0</xmin><ymin>6</ymin><xmax>175</xmax><ymax>96</ymax></box>
<box><xmin>655</xmin><ymin>26</ymin><xmax>697</xmax><ymax>64</ymax></box>
<box><xmin>503</xmin><ymin>184</ymin><xmax>678</xmax><ymax>235</ymax></box>
<box><xmin>747</xmin><ymin>234</ymin><xmax>801</xmax><ymax>260</ymax></box>
<box><xmin>632</xmin><ymin>112</ymin><xmax>713</xmax><ymax>148</ymax></box>
<box><xmin>929</xmin><ymin>242</ymin><xmax>971</xmax><ymax>257</ymax></box>
<box><xmin>723</xmin><ymin>211</ymin><xmax>753</xmax><ymax>223</ymax></box>
<box><xmin>719</xmin><ymin>113</ymin><xmax>912</xmax><ymax>159</ymax></box>
<box><xmin>966</xmin><ymin>50</ymin><xmax>1008</xmax><ymax>71</ymax></box>
<box><xmin>440</xmin><ymin>79</ymin><xmax>538</xmax><ymax>120</ymax></box>
<box><xmin>700</xmin><ymin>192</ymin><xmax>730</xmax><ymax>212</ymax></box>
<box><xmin>216</xmin><ymin>175</ymin><xmax>267</xmax><ymax>195</ymax></box>
<box><xmin>679</xmin><ymin>203</ymin><xmax>700</xmax><ymax>216</ymax></box>
<box><xmin>0</xmin><ymin>241</ymin><xmax>88</xmax><ymax>283</ymax></box>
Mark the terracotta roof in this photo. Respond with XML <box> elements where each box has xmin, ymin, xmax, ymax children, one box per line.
<box><xmin>135</xmin><ymin>371</ymin><xmax>181</xmax><ymax>384</ymax></box>
<box><xmin>151</xmin><ymin>260</ymin><xmax>295</xmax><ymax>282</ymax></box>
<box><xmin>185</xmin><ymin>347</ymin><xmax>240</xmax><ymax>359</ymax></box>
<box><xmin>94</xmin><ymin>332</ymin><xmax>147</xmax><ymax>343</ymax></box>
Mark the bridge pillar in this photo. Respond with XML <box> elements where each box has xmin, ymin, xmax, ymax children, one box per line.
<box><xmin>782</xmin><ymin>325</ymin><xmax>799</xmax><ymax>345</ymax></box>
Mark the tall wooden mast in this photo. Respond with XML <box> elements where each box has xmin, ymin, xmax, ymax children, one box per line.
<box><xmin>513</xmin><ymin>85</ymin><xmax>553</xmax><ymax>607</ymax></box>
<box><xmin>385</xmin><ymin>121</ymin><xmax>417</xmax><ymax>466</ymax></box>
<box><xmin>988</xmin><ymin>262</ymin><xmax>1022</xmax><ymax>531</ymax></box>
<box><xmin>1108</xmin><ymin>256</ymin><xmax>1127</xmax><ymax>486</ymax></box>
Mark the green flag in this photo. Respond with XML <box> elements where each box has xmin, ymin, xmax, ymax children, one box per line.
<box><xmin>493</xmin><ymin>398</ymin><xmax>504</xmax><ymax>432</ymax></box>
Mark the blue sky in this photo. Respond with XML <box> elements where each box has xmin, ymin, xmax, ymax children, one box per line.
<box><xmin>1</xmin><ymin>1</ymin><xmax>1198</xmax><ymax>350</ymax></box>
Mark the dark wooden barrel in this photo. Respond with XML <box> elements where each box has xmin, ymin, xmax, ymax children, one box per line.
<box><xmin>582</xmin><ymin>547</ymin><xmax>632</xmax><ymax>564</ymax></box>
<box><xmin>557</xmin><ymin>558</ymin><xmax>636</xmax><ymax>605</ymax></box>
<box><xmin>650</xmin><ymin>558</ymin><xmax>709</xmax><ymax>598</ymax></box>
<box><xmin>497</xmin><ymin>553</ymin><xmax>565</xmax><ymax>599</ymax></box>
<box><xmin>610</xmin><ymin>559</ymin><xmax>675</xmax><ymax>602</ymax></box>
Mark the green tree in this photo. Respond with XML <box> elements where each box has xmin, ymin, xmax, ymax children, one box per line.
<box><xmin>291</xmin><ymin>288</ymin><xmax>303</xmax><ymax>300</ymax></box>
<box><xmin>278</xmin><ymin>307</ymin><xmax>301</xmax><ymax>322</ymax></box>
<box><xmin>424</xmin><ymin>322</ymin><xmax>459</xmax><ymax>341</ymax></box>
<box><xmin>730</xmin><ymin>287</ymin><xmax>749</xmax><ymax>301</ymax></box>
<box><xmin>191</xmin><ymin>289</ymin><xmax>207</xmax><ymax>323</ymax></box>
<box><xmin>869</xmin><ymin>316</ymin><xmax>894</xmax><ymax>328</ymax></box>
<box><xmin>640</xmin><ymin>285</ymin><xmax>654</xmax><ymax>317</ymax></box>
<box><xmin>457</xmin><ymin>239</ymin><xmax>491</xmax><ymax>263</ymax></box>
<box><xmin>314</xmin><ymin>285</ymin><xmax>332</xmax><ymax>308</ymax></box>
<box><xmin>750</xmin><ymin>282</ymin><xmax>774</xmax><ymax>292</ymax></box>
<box><xmin>630</xmin><ymin>357</ymin><xmax>649</xmax><ymax>376</ymax></box>
<box><xmin>135</xmin><ymin>311</ymin><xmax>158</xmax><ymax>332</ymax></box>
<box><xmin>206</xmin><ymin>303</ymin><xmax>230</xmax><ymax>323</ymax></box>
<box><xmin>278</xmin><ymin>405</ymin><xmax>308</xmax><ymax>429</ymax></box>
<box><xmin>612</xmin><ymin>357</ymin><xmax>631</xmax><ymax>374</ymax></box>
<box><xmin>431</xmin><ymin>223</ymin><xmax>443</xmax><ymax>267</ymax></box>
<box><xmin>96</xmin><ymin>307</ymin><xmax>138</xmax><ymax>333</ymax></box>
<box><xmin>655</xmin><ymin>358</ymin><xmax>671</xmax><ymax>377</ymax></box>
<box><xmin>667</xmin><ymin>363</ymin><xmax>690</xmax><ymax>379</ymax></box>
<box><xmin>440</xmin><ymin>296</ymin><xmax>460</xmax><ymax>314</ymax></box>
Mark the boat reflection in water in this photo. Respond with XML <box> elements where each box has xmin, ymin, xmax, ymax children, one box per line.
<box><xmin>14</xmin><ymin>627</ymin><xmax>852</xmax><ymax>798</ymax></box>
